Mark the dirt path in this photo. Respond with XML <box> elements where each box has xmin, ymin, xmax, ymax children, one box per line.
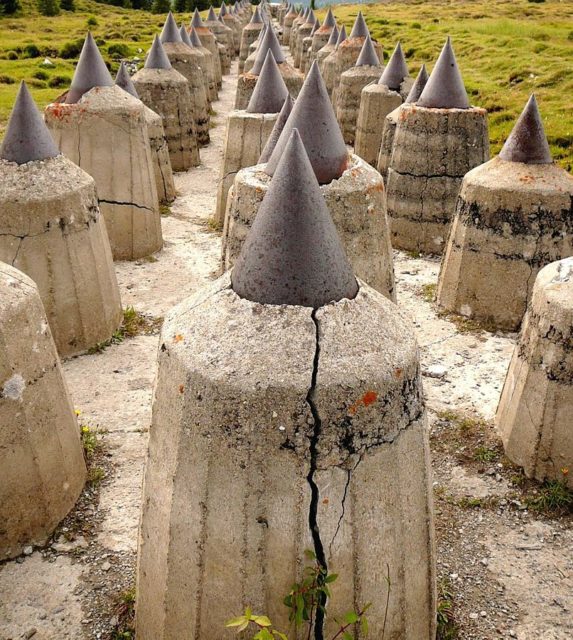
<box><xmin>1</xmin><ymin>55</ymin><xmax>571</xmax><ymax>640</ymax></box>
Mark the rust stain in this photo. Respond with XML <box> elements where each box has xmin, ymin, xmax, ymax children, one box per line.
<box><xmin>322</xmin><ymin>497</ymin><xmax>329</xmax><ymax>505</ymax></box>
<box><xmin>173</xmin><ymin>334</ymin><xmax>184</xmax><ymax>342</ymax></box>
<box><xmin>178</xmin><ymin>384</ymin><xmax>185</xmax><ymax>394</ymax></box>
<box><xmin>348</xmin><ymin>390</ymin><xmax>378</xmax><ymax>415</ymax></box>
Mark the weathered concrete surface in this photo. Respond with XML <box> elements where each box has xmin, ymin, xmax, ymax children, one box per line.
<box><xmin>162</xmin><ymin>41</ymin><xmax>210</xmax><ymax>146</ymax></box>
<box><xmin>194</xmin><ymin>26</ymin><xmax>223</xmax><ymax>86</ymax></box>
<box><xmin>336</xmin><ymin>65</ymin><xmax>382</xmax><ymax>146</ymax></box>
<box><xmin>213</xmin><ymin>111</ymin><xmax>278</xmax><ymax>226</ymax></box>
<box><xmin>222</xmin><ymin>154</ymin><xmax>396</xmax><ymax>299</ymax></box>
<box><xmin>239</xmin><ymin>21</ymin><xmax>263</xmax><ymax>72</ymax></box>
<box><xmin>282</xmin><ymin>6</ymin><xmax>297</xmax><ymax>44</ymax></box>
<box><xmin>437</xmin><ymin>157</ymin><xmax>573</xmax><ymax>330</ymax></box>
<box><xmin>221</xmin><ymin>12</ymin><xmax>241</xmax><ymax>56</ymax></box>
<box><xmin>132</xmin><ymin>67</ymin><xmax>200</xmax><ymax>172</ymax></box>
<box><xmin>0</xmin><ymin>263</ymin><xmax>86</xmax><ymax>560</ymax></box>
<box><xmin>204</xmin><ymin>17</ymin><xmax>234</xmax><ymax>68</ymax></box>
<box><xmin>45</xmin><ymin>86</ymin><xmax>163</xmax><ymax>261</ymax></box>
<box><xmin>235</xmin><ymin>62</ymin><xmax>303</xmax><ymax>110</ymax></box>
<box><xmin>496</xmin><ymin>258</ymin><xmax>573</xmax><ymax>489</ymax></box>
<box><xmin>309</xmin><ymin>23</ymin><xmax>335</xmax><ymax>69</ymax></box>
<box><xmin>185</xmin><ymin>27</ymin><xmax>218</xmax><ymax>102</ymax></box>
<box><xmin>354</xmin><ymin>79</ymin><xmax>412</xmax><ymax>166</ymax></box>
<box><xmin>385</xmin><ymin>103</ymin><xmax>489</xmax><ymax>254</ymax></box>
<box><xmin>376</xmin><ymin>103</ymin><xmax>402</xmax><ymax>182</ymax></box>
<box><xmin>135</xmin><ymin>274</ymin><xmax>435</xmax><ymax>639</ymax></box>
<box><xmin>294</xmin><ymin>20</ymin><xmax>315</xmax><ymax>68</ymax></box>
<box><xmin>143</xmin><ymin>105</ymin><xmax>176</xmax><ymax>204</ymax></box>
<box><xmin>0</xmin><ymin>155</ymin><xmax>122</xmax><ymax>356</ymax></box>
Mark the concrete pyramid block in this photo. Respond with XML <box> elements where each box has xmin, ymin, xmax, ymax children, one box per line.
<box><xmin>251</xmin><ymin>25</ymin><xmax>286</xmax><ymax>74</ymax></box>
<box><xmin>115</xmin><ymin>63</ymin><xmax>176</xmax><ymax>205</ymax></box>
<box><xmin>45</xmin><ymin>43</ymin><xmax>163</xmax><ymax>262</ymax></box>
<box><xmin>496</xmin><ymin>258</ymin><xmax>573</xmax><ymax>489</ymax></box>
<box><xmin>1</xmin><ymin>83</ymin><xmax>123</xmax><ymax>355</ymax></box>
<box><xmin>436</xmin><ymin>96</ymin><xmax>573</xmax><ymax>330</ymax></box>
<box><xmin>0</xmin><ymin>263</ymin><xmax>87</xmax><ymax>560</ymax></box>
<box><xmin>136</xmin><ymin>133</ymin><xmax>435</xmax><ymax>640</ymax></box>
<box><xmin>133</xmin><ymin>36</ymin><xmax>200</xmax><ymax>172</ymax></box>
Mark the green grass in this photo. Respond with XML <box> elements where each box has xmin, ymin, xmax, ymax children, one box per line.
<box><xmin>0</xmin><ymin>1</ymin><xmax>572</xmax><ymax>169</ymax></box>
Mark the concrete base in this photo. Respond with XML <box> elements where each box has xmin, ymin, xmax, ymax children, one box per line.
<box><xmin>436</xmin><ymin>158</ymin><xmax>573</xmax><ymax>330</ymax></box>
<box><xmin>376</xmin><ymin>103</ymin><xmax>402</xmax><ymax>182</ymax></box>
<box><xmin>354</xmin><ymin>80</ymin><xmax>412</xmax><ymax>167</ymax></box>
<box><xmin>0</xmin><ymin>263</ymin><xmax>87</xmax><ymax>560</ymax></box>
<box><xmin>235</xmin><ymin>63</ymin><xmax>304</xmax><ymax>110</ymax></box>
<box><xmin>222</xmin><ymin>154</ymin><xmax>396</xmax><ymax>300</ymax></box>
<box><xmin>218</xmin><ymin>41</ymin><xmax>232</xmax><ymax>75</ymax></box>
<box><xmin>336</xmin><ymin>66</ymin><xmax>383</xmax><ymax>146</ymax></box>
<box><xmin>45</xmin><ymin>86</ymin><xmax>163</xmax><ymax>261</ymax></box>
<box><xmin>317</xmin><ymin>43</ymin><xmax>336</xmax><ymax>75</ymax></box>
<box><xmin>195</xmin><ymin>28</ymin><xmax>223</xmax><ymax>86</ymax></box>
<box><xmin>135</xmin><ymin>272</ymin><xmax>435</xmax><ymax>639</ymax></box>
<box><xmin>205</xmin><ymin>21</ymin><xmax>234</xmax><ymax>68</ymax></box>
<box><xmin>282</xmin><ymin>14</ymin><xmax>295</xmax><ymax>45</ymax></box>
<box><xmin>294</xmin><ymin>24</ymin><xmax>314</xmax><ymax>68</ymax></box>
<box><xmin>323</xmin><ymin>38</ymin><xmax>380</xmax><ymax>102</ymax></box>
<box><xmin>239</xmin><ymin>24</ymin><xmax>263</xmax><ymax>73</ymax></box>
<box><xmin>385</xmin><ymin>104</ymin><xmax>489</xmax><ymax>254</ymax></box>
<box><xmin>132</xmin><ymin>68</ymin><xmax>200</xmax><ymax>172</ymax></box>
<box><xmin>309</xmin><ymin>28</ymin><xmax>333</xmax><ymax>69</ymax></box>
<box><xmin>300</xmin><ymin>35</ymin><xmax>313</xmax><ymax>74</ymax></box>
<box><xmin>496</xmin><ymin>258</ymin><xmax>573</xmax><ymax>489</ymax></box>
<box><xmin>0</xmin><ymin>155</ymin><xmax>122</xmax><ymax>356</ymax></box>
<box><xmin>144</xmin><ymin>106</ymin><xmax>176</xmax><ymax>204</ymax></box>
<box><xmin>214</xmin><ymin>111</ymin><xmax>278</xmax><ymax>226</ymax></box>
<box><xmin>163</xmin><ymin>43</ymin><xmax>210</xmax><ymax>147</ymax></box>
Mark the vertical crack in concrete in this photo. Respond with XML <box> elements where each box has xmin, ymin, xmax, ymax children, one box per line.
<box><xmin>306</xmin><ymin>309</ymin><xmax>327</xmax><ymax>640</ymax></box>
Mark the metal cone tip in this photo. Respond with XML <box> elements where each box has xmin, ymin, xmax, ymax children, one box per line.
<box><xmin>417</xmin><ymin>37</ymin><xmax>469</xmax><ymax>109</ymax></box>
<box><xmin>355</xmin><ymin>36</ymin><xmax>380</xmax><ymax>67</ymax></box>
<box><xmin>66</xmin><ymin>32</ymin><xmax>113</xmax><ymax>103</ymax></box>
<box><xmin>179</xmin><ymin>24</ymin><xmax>193</xmax><ymax>47</ymax></box>
<box><xmin>323</xmin><ymin>8</ymin><xmax>336</xmax><ymax>28</ymax></box>
<box><xmin>349</xmin><ymin>10</ymin><xmax>370</xmax><ymax>38</ymax></box>
<box><xmin>250</xmin><ymin>6</ymin><xmax>263</xmax><ymax>23</ymax></box>
<box><xmin>405</xmin><ymin>63</ymin><xmax>429</xmax><ymax>103</ymax></box>
<box><xmin>232</xmin><ymin>128</ymin><xmax>358</xmax><ymax>308</ymax></box>
<box><xmin>1</xmin><ymin>81</ymin><xmax>60</xmax><ymax>164</ymax></box>
<box><xmin>327</xmin><ymin>24</ymin><xmax>339</xmax><ymax>45</ymax></box>
<box><xmin>265</xmin><ymin>61</ymin><xmax>348</xmax><ymax>184</ymax></box>
<box><xmin>161</xmin><ymin>12</ymin><xmax>183</xmax><ymax>44</ymax></box>
<box><xmin>378</xmin><ymin>41</ymin><xmax>409</xmax><ymax>89</ymax></box>
<box><xmin>115</xmin><ymin>61</ymin><xmax>139</xmax><ymax>99</ymax></box>
<box><xmin>305</xmin><ymin>8</ymin><xmax>316</xmax><ymax>24</ymax></box>
<box><xmin>190</xmin><ymin>26</ymin><xmax>203</xmax><ymax>47</ymax></box>
<box><xmin>207</xmin><ymin>6</ymin><xmax>217</xmax><ymax>21</ymax></box>
<box><xmin>251</xmin><ymin>25</ymin><xmax>286</xmax><ymax>75</ymax></box>
<box><xmin>191</xmin><ymin>8</ymin><xmax>204</xmax><ymax>28</ymax></box>
<box><xmin>499</xmin><ymin>94</ymin><xmax>552</xmax><ymax>164</ymax></box>
<box><xmin>247</xmin><ymin>50</ymin><xmax>289</xmax><ymax>114</ymax></box>
<box><xmin>310</xmin><ymin>19</ymin><xmax>319</xmax><ymax>36</ymax></box>
<box><xmin>336</xmin><ymin>24</ymin><xmax>347</xmax><ymax>46</ymax></box>
<box><xmin>145</xmin><ymin>35</ymin><xmax>173</xmax><ymax>70</ymax></box>
<box><xmin>259</xmin><ymin>94</ymin><xmax>295</xmax><ymax>163</ymax></box>
<box><xmin>219</xmin><ymin>2</ymin><xmax>227</xmax><ymax>16</ymax></box>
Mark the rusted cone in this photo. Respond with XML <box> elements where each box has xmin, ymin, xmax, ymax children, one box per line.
<box><xmin>115</xmin><ymin>62</ymin><xmax>175</xmax><ymax>205</ymax></box>
<box><xmin>136</xmin><ymin>127</ymin><xmax>435</xmax><ymax>640</ymax></box>
<box><xmin>45</xmin><ymin>33</ymin><xmax>162</xmax><ymax>261</ymax></box>
<box><xmin>239</xmin><ymin>5</ymin><xmax>264</xmax><ymax>73</ymax></box>
<box><xmin>132</xmin><ymin>35</ymin><xmax>200</xmax><ymax>172</ymax></box>
<box><xmin>191</xmin><ymin>8</ymin><xmax>223</xmax><ymax>85</ymax></box>
<box><xmin>385</xmin><ymin>38</ymin><xmax>489</xmax><ymax>253</ymax></box>
<box><xmin>355</xmin><ymin>42</ymin><xmax>412</xmax><ymax>166</ymax></box>
<box><xmin>214</xmin><ymin>50</ymin><xmax>288</xmax><ymax>226</ymax></box>
<box><xmin>181</xmin><ymin>24</ymin><xmax>218</xmax><ymax>103</ymax></box>
<box><xmin>0</xmin><ymin>82</ymin><xmax>122</xmax><ymax>356</ymax></box>
<box><xmin>223</xmin><ymin>62</ymin><xmax>396</xmax><ymax>299</ymax></box>
<box><xmin>437</xmin><ymin>95</ymin><xmax>573</xmax><ymax>330</ymax></box>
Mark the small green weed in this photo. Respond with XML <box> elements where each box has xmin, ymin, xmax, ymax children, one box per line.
<box><xmin>437</xmin><ymin>579</ymin><xmax>458</xmax><ymax>639</ymax></box>
<box><xmin>420</xmin><ymin>283</ymin><xmax>437</xmax><ymax>303</ymax></box>
<box><xmin>474</xmin><ymin>445</ymin><xmax>499</xmax><ymax>463</ymax></box>
<box><xmin>87</xmin><ymin>466</ymin><xmax>105</xmax><ymax>486</ymax></box>
<box><xmin>110</xmin><ymin>587</ymin><xmax>136</xmax><ymax>639</ymax></box>
<box><xmin>80</xmin><ymin>423</ymin><xmax>99</xmax><ymax>459</ymax></box>
<box><xmin>525</xmin><ymin>477</ymin><xmax>573</xmax><ymax>515</ymax></box>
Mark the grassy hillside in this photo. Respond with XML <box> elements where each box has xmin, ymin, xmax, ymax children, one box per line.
<box><xmin>0</xmin><ymin>0</ymin><xmax>572</xmax><ymax>169</ymax></box>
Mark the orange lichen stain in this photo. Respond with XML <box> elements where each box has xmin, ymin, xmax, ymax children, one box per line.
<box><xmin>394</xmin><ymin>368</ymin><xmax>403</xmax><ymax>378</ymax></box>
<box><xmin>519</xmin><ymin>175</ymin><xmax>535</xmax><ymax>183</ymax></box>
<box><xmin>322</xmin><ymin>497</ymin><xmax>329</xmax><ymax>505</ymax></box>
<box><xmin>178</xmin><ymin>384</ymin><xmax>185</xmax><ymax>394</ymax></box>
<box><xmin>347</xmin><ymin>390</ymin><xmax>378</xmax><ymax>415</ymax></box>
<box><xmin>173</xmin><ymin>334</ymin><xmax>184</xmax><ymax>343</ymax></box>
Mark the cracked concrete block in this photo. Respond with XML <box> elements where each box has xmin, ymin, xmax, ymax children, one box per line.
<box><xmin>336</xmin><ymin>64</ymin><xmax>383</xmax><ymax>146</ymax></box>
<box><xmin>289</xmin><ymin>9</ymin><xmax>306</xmax><ymax>52</ymax></box>
<box><xmin>496</xmin><ymin>258</ymin><xmax>573</xmax><ymax>489</ymax></box>
<box><xmin>281</xmin><ymin>5</ymin><xmax>297</xmax><ymax>44</ymax></box>
<box><xmin>0</xmin><ymin>155</ymin><xmax>122</xmax><ymax>356</ymax></box>
<box><xmin>220</xmin><ymin>12</ymin><xmax>241</xmax><ymax>56</ymax></box>
<box><xmin>0</xmin><ymin>263</ymin><xmax>87</xmax><ymax>560</ymax></box>
<box><xmin>235</xmin><ymin>63</ymin><xmax>303</xmax><ymax>110</ymax></box>
<box><xmin>132</xmin><ymin>67</ymin><xmax>200</xmax><ymax>172</ymax></box>
<box><xmin>221</xmin><ymin>155</ymin><xmax>396</xmax><ymax>300</ymax></box>
<box><xmin>385</xmin><ymin>103</ymin><xmax>489</xmax><ymax>254</ymax></box>
<box><xmin>135</xmin><ymin>273</ymin><xmax>435</xmax><ymax>639</ymax></box>
<box><xmin>204</xmin><ymin>16</ymin><xmax>235</xmax><ymax>67</ymax></box>
<box><xmin>192</xmin><ymin>24</ymin><xmax>223</xmax><ymax>86</ymax></box>
<box><xmin>161</xmin><ymin>42</ymin><xmax>210</xmax><ymax>147</ymax></box>
<box><xmin>294</xmin><ymin>18</ymin><xmax>316</xmax><ymax>68</ymax></box>
<box><xmin>214</xmin><ymin>112</ymin><xmax>278</xmax><ymax>226</ymax></box>
<box><xmin>45</xmin><ymin>86</ymin><xmax>163</xmax><ymax>261</ymax></box>
<box><xmin>436</xmin><ymin>158</ymin><xmax>573</xmax><ymax>330</ymax></box>
<box><xmin>239</xmin><ymin>20</ymin><xmax>264</xmax><ymax>73</ymax></box>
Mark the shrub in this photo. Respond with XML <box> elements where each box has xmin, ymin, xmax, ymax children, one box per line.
<box><xmin>23</xmin><ymin>43</ymin><xmax>41</xmax><ymax>58</ymax></box>
<box><xmin>410</xmin><ymin>22</ymin><xmax>422</xmax><ymax>29</ymax></box>
<box><xmin>151</xmin><ymin>0</ymin><xmax>171</xmax><ymax>13</ymax></box>
<box><xmin>6</xmin><ymin>50</ymin><xmax>19</xmax><ymax>60</ymax></box>
<box><xmin>59</xmin><ymin>40</ymin><xmax>83</xmax><ymax>59</ymax></box>
<box><xmin>108</xmin><ymin>43</ymin><xmax>130</xmax><ymax>58</ymax></box>
<box><xmin>37</xmin><ymin>0</ymin><xmax>60</xmax><ymax>16</ymax></box>
<box><xmin>60</xmin><ymin>0</ymin><xmax>75</xmax><ymax>9</ymax></box>
<box><xmin>0</xmin><ymin>74</ymin><xmax>16</xmax><ymax>84</ymax></box>
<box><xmin>33</xmin><ymin>69</ymin><xmax>49</xmax><ymax>80</ymax></box>
<box><xmin>48</xmin><ymin>74</ymin><xmax>70</xmax><ymax>88</ymax></box>
<box><xmin>26</xmin><ymin>78</ymin><xmax>47</xmax><ymax>88</ymax></box>
<box><xmin>0</xmin><ymin>0</ymin><xmax>22</xmax><ymax>15</ymax></box>
<box><xmin>87</xmin><ymin>15</ymin><xmax>98</xmax><ymax>26</ymax></box>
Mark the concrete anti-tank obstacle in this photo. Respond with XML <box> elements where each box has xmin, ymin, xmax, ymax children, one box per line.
<box><xmin>243</xmin><ymin>22</ymin><xmax>268</xmax><ymax>71</ymax></box>
<box><xmin>45</xmin><ymin>33</ymin><xmax>163</xmax><ymax>262</ymax></box>
<box><xmin>281</xmin><ymin>3</ymin><xmax>297</xmax><ymax>44</ymax></box>
<box><xmin>115</xmin><ymin>62</ymin><xmax>176</xmax><ymax>205</ymax></box>
<box><xmin>191</xmin><ymin>9</ymin><xmax>223</xmax><ymax>86</ymax></box>
<box><xmin>293</xmin><ymin>8</ymin><xmax>316</xmax><ymax>68</ymax></box>
<box><xmin>180</xmin><ymin>24</ymin><xmax>218</xmax><ymax>103</ymax></box>
<box><xmin>160</xmin><ymin>12</ymin><xmax>210</xmax><ymax>147</ymax></box>
<box><xmin>136</xmin><ymin>128</ymin><xmax>436</xmax><ymax>640</ymax></box>
<box><xmin>223</xmin><ymin>62</ymin><xmax>395</xmax><ymax>299</ymax></box>
<box><xmin>132</xmin><ymin>35</ymin><xmax>200</xmax><ymax>172</ymax></box>
<box><xmin>214</xmin><ymin>50</ymin><xmax>288</xmax><ymax>226</ymax></box>
<box><xmin>354</xmin><ymin>42</ymin><xmax>412</xmax><ymax>166</ymax></box>
<box><xmin>308</xmin><ymin>8</ymin><xmax>336</xmax><ymax>70</ymax></box>
<box><xmin>236</xmin><ymin>25</ymin><xmax>303</xmax><ymax>110</ymax></box>
<box><xmin>289</xmin><ymin>7</ymin><xmax>307</xmax><ymax>52</ymax></box>
<box><xmin>0</xmin><ymin>263</ymin><xmax>87</xmax><ymax>560</ymax></box>
<box><xmin>0</xmin><ymin>82</ymin><xmax>122</xmax><ymax>356</ymax></box>
<box><xmin>317</xmin><ymin>23</ymin><xmax>343</xmax><ymax>74</ymax></box>
<box><xmin>436</xmin><ymin>95</ymin><xmax>573</xmax><ymax>330</ymax></box>
<box><xmin>376</xmin><ymin>63</ymin><xmax>428</xmax><ymax>180</ymax></box>
<box><xmin>335</xmin><ymin>36</ymin><xmax>383</xmax><ymax>145</ymax></box>
<box><xmin>204</xmin><ymin>6</ymin><xmax>233</xmax><ymax>72</ymax></box>
<box><xmin>219</xmin><ymin>2</ymin><xmax>241</xmax><ymax>55</ymax></box>
<box><xmin>258</xmin><ymin>93</ymin><xmax>294</xmax><ymax>163</ymax></box>
<box><xmin>385</xmin><ymin>38</ymin><xmax>489</xmax><ymax>254</ymax></box>
<box><xmin>300</xmin><ymin>17</ymin><xmax>319</xmax><ymax>74</ymax></box>
<box><xmin>496</xmin><ymin>258</ymin><xmax>573</xmax><ymax>490</ymax></box>
<box><xmin>323</xmin><ymin>11</ymin><xmax>376</xmax><ymax>103</ymax></box>
<box><xmin>239</xmin><ymin>6</ymin><xmax>264</xmax><ymax>73</ymax></box>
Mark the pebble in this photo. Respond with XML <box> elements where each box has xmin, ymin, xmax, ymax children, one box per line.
<box><xmin>469</xmin><ymin>612</ymin><xmax>479</xmax><ymax>620</ymax></box>
<box><xmin>24</xmin><ymin>629</ymin><xmax>37</xmax><ymax>639</ymax></box>
<box><xmin>424</xmin><ymin>364</ymin><xmax>448</xmax><ymax>379</ymax></box>
<box><xmin>101</xmin><ymin>561</ymin><xmax>111</xmax><ymax>571</ymax></box>
<box><xmin>23</xmin><ymin>546</ymin><xmax>33</xmax><ymax>555</ymax></box>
